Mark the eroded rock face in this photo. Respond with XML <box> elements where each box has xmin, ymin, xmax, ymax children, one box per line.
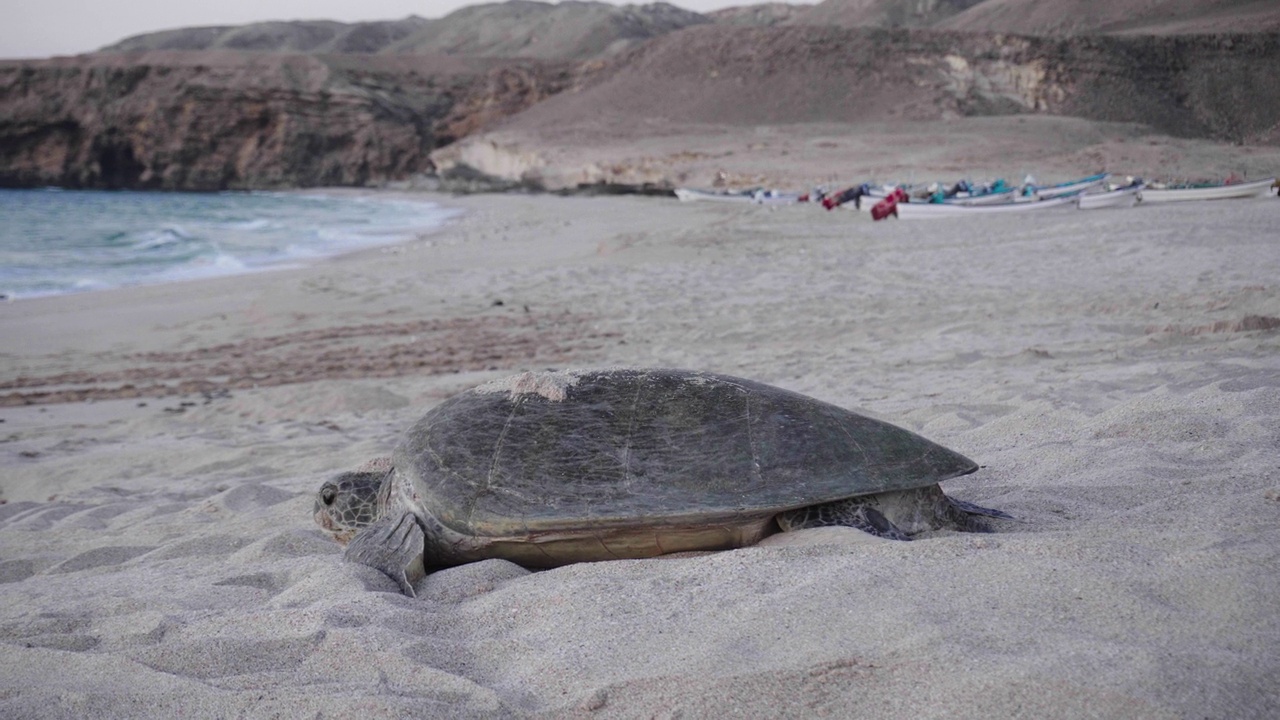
<box><xmin>0</xmin><ymin>52</ymin><xmax>579</xmax><ymax>190</ymax></box>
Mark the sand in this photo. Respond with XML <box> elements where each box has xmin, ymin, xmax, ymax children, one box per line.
<box><xmin>436</xmin><ymin>116</ymin><xmax>1280</xmax><ymax>195</ymax></box>
<box><xmin>2</xmin><ymin>186</ymin><xmax>1279</xmax><ymax>718</ymax></box>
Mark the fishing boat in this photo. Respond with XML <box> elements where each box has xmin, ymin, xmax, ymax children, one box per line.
<box><xmin>1077</xmin><ymin>184</ymin><xmax>1142</xmax><ymax>210</ymax></box>
<box><xmin>891</xmin><ymin>195</ymin><xmax>1077</xmax><ymax>219</ymax></box>
<box><xmin>674</xmin><ymin>187</ymin><xmax>800</xmax><ymax>205</ymax></box>
<box><xmin>861</xmin><ymin>186</ymin><xmax>1017</xmax><ymax>210</ymax></box>
<box><xmin>1029</xmin><ymin>173</ymin><xmax>1110</xmax><ymax>199</ymax></box>
<box><xmin>1138</xmin><ymin>176</ymin><xmax>1276</xmax><ymax>203</ymax></box>
<box><xmin>944</xmin><ymin>188</ymin><xmax>1021</xmax><ymax>206</ymax></box>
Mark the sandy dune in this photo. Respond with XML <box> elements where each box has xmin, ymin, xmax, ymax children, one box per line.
<box><xmin>2</xmin><ymin>189</ymin><xmax>1278</xmax><ymax>717</ymax></box>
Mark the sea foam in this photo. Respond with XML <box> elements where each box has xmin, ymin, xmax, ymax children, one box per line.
<box><xmin>0</xmin><ymin>190</ymin><xmax>458</xmax><ymax>299</ymax></box>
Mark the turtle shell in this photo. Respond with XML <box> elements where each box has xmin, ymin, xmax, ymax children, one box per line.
<box><xmin>393</xmin><ymin>368</ymin><xmax>977</xmax><ymax>539</ymax></box>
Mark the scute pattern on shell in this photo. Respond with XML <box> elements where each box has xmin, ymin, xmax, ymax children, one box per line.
<box><xmin>391</xmin><ymin>368</ymin><xmax>979</xmax><ymax>539</ymax></box>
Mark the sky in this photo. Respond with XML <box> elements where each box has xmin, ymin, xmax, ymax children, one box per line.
<box><xmin>2</xmin><ymin>0</ymin><xmax>764</xmax><ymax>59</ymax></box>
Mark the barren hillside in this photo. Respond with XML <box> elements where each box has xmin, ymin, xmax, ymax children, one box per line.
<box><xmin>796</xmin><ymin>0</ymin><xmax>984</xmax><ymax>29</ymax></box>
<box><xmin>709</xmin><ymin>3</ymin><xmax>814</xmax><ymax>26</ymax></box>
<box><xmin>494</xmin><ymin>24</ymin><xmax>1280</xmax><ymax>142</ymax></box>
<box><xmin>98</xmin><ymin>1</ymin><xmax>710</xmax><ymax>60</ymax></box>
<box><xmin>98</xmin><ymin>19</ymin><xmax>432</xmax><ymax>55</ymax></box>
<box><xmin>803</xmin><ymin>0</ymin><xmax>1280</xmax><ymax>34</ymax></box>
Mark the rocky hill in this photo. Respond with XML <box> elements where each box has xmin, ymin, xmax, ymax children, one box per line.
<box><xmin>92</xmin><ymin>0</ymin><xmax>1280</xmax><ymax>63</ymax></box>
<box><xmin>709</xmin><ymin>3</ymin><xmax>814</xmax><ymax>27</ymax></box>
<box><xmin>796</xmin><ymin>0</ymin><xmax>984</xmax><ymax>30</ymax></box>
<box><xmin>489</xmin><ymin>25</ymin><xmax>1280</xmax><ymax>142</ymax></box>
<box><xmin>430</xmin><ymin>24</ymin><xmax>1280</xmax><ymax>189</ymax></box>
<box><xmin>98</xmin><ymin>2</ymin><xmax>710</xmax><ymax>61</ymax></box>
<box><xmin>936</xmin><ymin>0</ymin><xmax>1280</xmax><ymax>36</ymax></box>
<box><xmin>381</xmin><ymin>1</ymin><xmax>709</xmax><ymax>60</ymax></box>
<box><xmin>799</xmin><ymin>0</ymin><xmax>1280</xmax><ymax>34</ymax></box>
<box><xmin>96</xmin><ymin>19</ymin><xmax>431</xmax><ymax>55</ymax></box>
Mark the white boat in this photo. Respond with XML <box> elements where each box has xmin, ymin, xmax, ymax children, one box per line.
<box><xmin>944</xmin><ymin>188</ymin><xmax>1021</xmax><ymax>206</ymax></box>
<box><xmin>891</xmin><ymin>195</ymin><xmax>1077</xmax><ymax>219</ymax></box>
<box><xmin>1031</xmin><ymin>173</ymin><xmax>1110</xmax><ymax>199</ymax></box>
<box><xmin>1138</xmin><ymin>177</ymin><xmax>1276</xmax><ymax>203</ymax></box>
<box><xmin>1077</xmin><ymin>184</ymin><xmax>1142</xmax><ymax>210</ymax></box>
<box><xmin>864</xmin><ymin>187</ymin><xmax>1018</xmax><ymax>209</ymax></box>
<box><xmin>674</xmin><ymin>187</ymin><xmax>799</xmax><ymax>205</ymax></box>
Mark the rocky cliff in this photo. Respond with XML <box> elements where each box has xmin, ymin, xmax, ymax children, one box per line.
<box><xmin>0</xmin><ymin>52</ymin><xmax>582</xmax><ymax>190</ymax></box>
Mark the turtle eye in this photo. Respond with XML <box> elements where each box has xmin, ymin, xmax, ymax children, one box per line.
<box><xmin>321</xmin><ymin>486</ymin><xmax>337</xmax><ymax>506</ymax></box>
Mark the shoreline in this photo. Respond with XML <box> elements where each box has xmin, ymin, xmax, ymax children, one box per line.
<box><xmin>0</xmin><ymin>188</ymin><xmax>464</xmax><ymax>303</ymax></box>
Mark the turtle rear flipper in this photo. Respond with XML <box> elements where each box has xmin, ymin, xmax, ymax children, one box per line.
<box><xmin>776</xmin><ymin>501</ymin><xmax>911</xmax><ymax>541</ymax></box>
<box><xmin>950</xmin><ymin>498</ymin><xmax>1014</xmax><ymax>520</ymax></box>
<box><xmin>345</xmin><ymin>512</ymin><xmax>425</xmax><ymax>597</ymax></box>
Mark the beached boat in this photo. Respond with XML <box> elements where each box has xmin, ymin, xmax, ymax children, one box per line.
<box><xmin>1077</xmin><ymin>184</ymin><xmax>1142</xmax><ymax>210</ymax></box>
<box><xmin>861</xmin><ymin>186</ymin><xmax>1017</xmax><ymax>210</ymax></box>
<box><xmin>944</xmin><ymin>188</ymin><xmax>1021</xmax><ymax>206</ymax></box>
<box><xmin>891</xmin><ymin>195</ymin><xmax>1077</xmax><ymax>219</ymax></box>
<box><xmin>1138</xmin><ymin>176</ymin><xmax>1276</xmax><ymax>203</ymax></box>
<box><xmin>674</xmin><ymin>187</ymin><xmax>800</xmax><ymax>205</ymax></box>
<box><xmin>1030</xmin><ymin>173</ymin><xmax>1110</xmax><ymax>199</ymax></box>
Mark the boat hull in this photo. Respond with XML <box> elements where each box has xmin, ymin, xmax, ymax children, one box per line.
<box><xmin>1031</xmin><ymin>173</ymin><xmax>1110</xmax><ymax>199</ymax></box>
<box><xmin>1138</xmin><ymin>177</ymin><xmax>1276</xmax><ymax>203</ymax></box>
<box><xmin>1077</xmin><ymin>186</ymin><xmax>1141</xmax><ymax>210</ymax></box>
<box><xmin>675</xmin><ymin>188</ymin><xmax>799</xmax><ymax>205</ymax></box>
<box><xmin>893</xmin><ymin>195</ymin><xmax>1077</xmax><ymax>219</ymax></box>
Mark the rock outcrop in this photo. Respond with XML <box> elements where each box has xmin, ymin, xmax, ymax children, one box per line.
<box><xmin>0</xmin><ymin>52</ymin><xmax>582</xmax><ymax>190</ymax></box>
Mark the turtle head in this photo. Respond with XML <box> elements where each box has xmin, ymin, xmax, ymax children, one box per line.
<box><xmin>313</xmin><ymin>459</ymin><xmax>392</xmax><ymax>545</ymax></box>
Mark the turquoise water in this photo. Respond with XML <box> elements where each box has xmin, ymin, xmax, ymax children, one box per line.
<box><xmin>0</xmin><ymin>189</ymin><xmax>458</xmax><ymax>299</ymax></box>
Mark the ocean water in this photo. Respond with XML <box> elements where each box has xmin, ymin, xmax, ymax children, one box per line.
<box><xmin>0</xmin><ymin>189</ymin><xmax>459</xmax><ymax>300</ymax></box>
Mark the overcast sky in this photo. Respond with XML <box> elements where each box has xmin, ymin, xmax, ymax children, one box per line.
<box><xmin>3</xmin><ymin>0</ymin><xmax>764</xmax><ymax>59</ymax></box>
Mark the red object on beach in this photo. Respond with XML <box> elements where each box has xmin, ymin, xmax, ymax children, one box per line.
<box><xmin>871</xmin><ymin>197</ymin><xmax>898</xmax><ymax>220</ymax></box>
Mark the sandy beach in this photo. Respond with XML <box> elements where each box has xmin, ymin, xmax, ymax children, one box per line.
<box><xmin>2</xmin><ymin>185</ymin><xmax>1278</xmax><ymax>717</ymax></box>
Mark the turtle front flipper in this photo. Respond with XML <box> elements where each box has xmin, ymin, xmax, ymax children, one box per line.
<box><xmin>345</xmin><ymin>512</ymin><xmax>426</xmax><ymax>597</ymax></box>
<box><xmin>776</xmin><ymin>500</ymin><xmax>911</xmax><ymax>541</ymax></box>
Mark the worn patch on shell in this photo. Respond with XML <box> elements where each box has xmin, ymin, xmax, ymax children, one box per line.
<box><xmin>356</xmin><ymin>457</ymin><xmax>393</xmax><ymax>473</ymax></box>
<box><xmin>475</xmin><ymin>370</ymin><xmax>582</xmax><ymax>402</ymax></box>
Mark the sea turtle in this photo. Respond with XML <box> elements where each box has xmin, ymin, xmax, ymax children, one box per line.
<box><xmin>314</xmin><ymin>368</ymin><xmax>1007</xmax><ymax>596</ymax></box>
